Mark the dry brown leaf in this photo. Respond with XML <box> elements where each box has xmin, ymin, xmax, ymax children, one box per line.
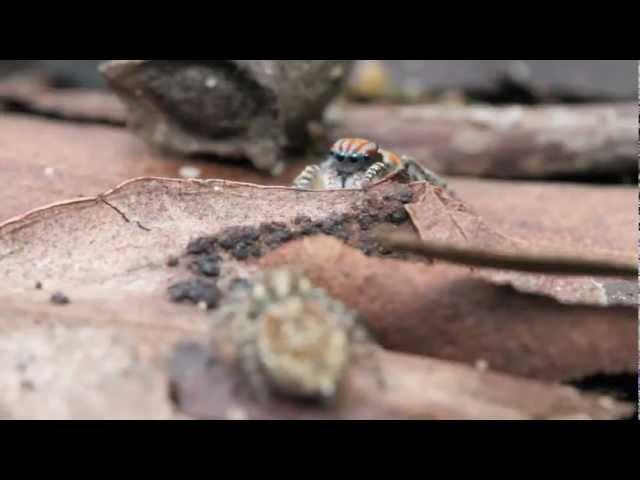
<box><xmin>0</xmin><ymin>178</ymin><xmax>393</xmax><ymax>361</ymax></box>
<box><xmin>405</xmin><ymin>182</ymin><xmax>637</xmax><ymax>306</ymax></box>
<box><xmin>1</xmin><ymin>179</ymin><xmax>634</xmax><ymax>380</ymax></box>
<box><xmin>260</xmin><ymin>236</ymin><xmax>636</xmax><ymax>382</ymax></box>
<box><xmin>450</xmin><ymin>179</ymin><xmax>638</xmax><ymax>306</ymax></box>
<box><xmin>448</xmin><ymin>178</ymin><xmax>637</xmax><ymax>254</ymax></box>
<box><xmin>0</xmin><ymin>178</ymin><xmax>635</xmax><ymax>418</ymax></box>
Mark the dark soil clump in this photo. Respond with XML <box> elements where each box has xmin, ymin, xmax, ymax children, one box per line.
<box><xmin>168</xmin><ymin>279</ymin><xmax>221</xmax><ymax>309</ymax></box>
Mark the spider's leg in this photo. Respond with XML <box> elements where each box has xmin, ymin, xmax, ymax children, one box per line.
<box><xmin>401</xmin><ymin>157</ymin><xmax>446</xmax><ymax>186</ymax></box>
<box><xmin>229</xmin><ymin>313</ymin><xmax>272</xmax><ymax>404</ymax></box>
<box><xmin>293</xmin><ymin>165</ymin><xmax>322</xmax><ymax>189</ymax></box>
<box><xmin>402</xmin><ymin>156</ymin><xmax>458</xmax><ymax>198</ymax></box>
<box><xmin>235</xmin><ymin>339</ymin><xmax>272</xmax><ymax>404</ymax></box>
<box><xmin>364</xmin><ymin>161</ymin><xmax>391</xmax><ymax>183</ymax></box>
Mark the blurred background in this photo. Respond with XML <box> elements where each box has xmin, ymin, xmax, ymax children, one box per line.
<box><xmin>0</xmin><ymin>60</ymin><xmax>636</xmax><ymax>189</ymax></box>
<box><xmin>0</xmin><ymin>59</ymin><xmax>636</xmax><ymax>102</ymax></box>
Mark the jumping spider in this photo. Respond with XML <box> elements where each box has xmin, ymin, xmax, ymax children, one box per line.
<box><xmin>293</xmin><ymin>138</ymin><xmax>450</xmax><ymax>190</ymax></box>
<box><xmin>214</xmin><ymin>268</ymin><xmax>382</xmax><ymax>405</ymax></box>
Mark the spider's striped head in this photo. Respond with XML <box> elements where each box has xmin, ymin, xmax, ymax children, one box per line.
<box><xmin>329</xmin><ymin>138</ymin><xmax>381</xmax><ymax>174</ymax></box>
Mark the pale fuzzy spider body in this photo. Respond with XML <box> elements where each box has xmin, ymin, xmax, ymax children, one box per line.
<box><xmin>293</xmin><ymin>138</ymin><xmax>449</xmax><ymax>190</ymax></box>
<box><xmin>217</xmin><ymin>269</ymin><xmax>376</xmax><ymax>404</ymax></box>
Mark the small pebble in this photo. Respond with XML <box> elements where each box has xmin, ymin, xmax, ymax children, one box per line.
<box><xmin>198</xmin><ymin>301</ymin><xmax>209</xmax><ymax>312</ymax></box>
<box><xmin>179</xmin><ymin>166</ymin><xmax>202</xmax><ymax>179</ymax></box>
<box><xmin>51</xmin><ymin>292</ymin><xmax>70</xmax><ymax>305</ymax></box>
<box><xmin>205</xmin><ymin>77</ymin><xmax>218</xmax><ymax>89</ymax></box>
<box><xmin>475</xmin><ymin>359</ymin><xmax>489</xmax><ymax>372</ymax></box>
<box><xmin>35</xmin><ymin>282</ymin><xmax>43</xmax><ymax>290</ymax></box>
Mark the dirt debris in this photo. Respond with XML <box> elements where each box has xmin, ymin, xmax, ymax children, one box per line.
<box><xmin>167</xmin><ymin>279</ymin><xmax>221</xmax><ymax>310</ymax></box>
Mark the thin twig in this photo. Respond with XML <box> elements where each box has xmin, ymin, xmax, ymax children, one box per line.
<box><xmin>378</xmin><ymin>232</ymin><xmax>638</xmax><ymax>278</ymax></box>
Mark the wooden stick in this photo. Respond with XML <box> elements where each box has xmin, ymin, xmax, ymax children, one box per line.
<box><xmin>379</xmin><ymin>232</ymin><xmax>638</xmax><ymax>278</ymax></box>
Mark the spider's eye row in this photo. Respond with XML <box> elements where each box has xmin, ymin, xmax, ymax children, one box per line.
<box><xmin>332</xmin><ymin>150</ymin><xmax>373</xmax><ymax>163</ymax></box>
<box><xmin>332</xmin><ymin>151</ymin><xmax>349</xmax><ymax>162</ymax></box>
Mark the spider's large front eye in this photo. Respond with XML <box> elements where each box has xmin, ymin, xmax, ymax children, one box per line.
<box><xmin>350</xmin><ymin>155</ymin><xmax>360</xmax><ymax>163</ymax></box>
